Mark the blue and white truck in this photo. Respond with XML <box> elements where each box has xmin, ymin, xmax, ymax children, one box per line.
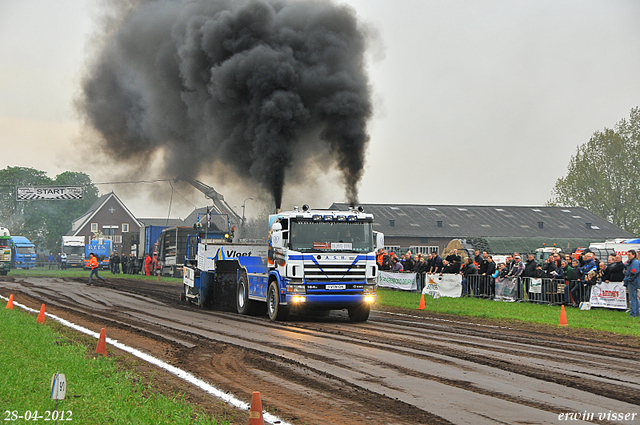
<box><xmin>10</xmin><ymin>236</ymin><xmax>36</xmax><ymax>269</ymax></box>
<box><xmin>182</xmin><ymin>205</ymin><xmax>383</xmax><ymax>322</ymax></box>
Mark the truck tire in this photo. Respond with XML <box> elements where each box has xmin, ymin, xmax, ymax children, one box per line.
<box><xmin>236</xmin><ymin>274</ymin><xmax>264</xmax><ymax>316</ymax></box>
<box><xmin>348</xmin><ymin>304</ymin><xmax>371</xmax><ymax>322</ymax></box>
<box><xmin>267</xmin><ymin>281</ymin><xmax>288</xmax><ymax>322</ymax></box>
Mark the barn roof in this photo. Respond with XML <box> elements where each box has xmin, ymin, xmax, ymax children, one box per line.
<box><xmin>329</xmin><ymin>203</ymin><xmax>633</xmax><ymax>240</ymax></box>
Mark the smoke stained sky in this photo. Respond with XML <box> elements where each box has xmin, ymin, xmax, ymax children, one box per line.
<box><xmin>77</xmin><ymin>0</ymin><xmax>372</xmax><ymax>210</ymax></box>
<box><xmin>1</xmin><ymin>0</ymin><xmax>640</xmax><ymax>219</ymax></box>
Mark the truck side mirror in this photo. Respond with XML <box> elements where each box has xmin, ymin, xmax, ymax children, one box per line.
<box><xmin>271</xmin><ymin>222</ymin><xmax>283</xmax><ymax>249</ymax></box>
<box><xmin>374</xmin><ymin>231</ymin><xmax>384</xmax><ymax>251</ymax></box>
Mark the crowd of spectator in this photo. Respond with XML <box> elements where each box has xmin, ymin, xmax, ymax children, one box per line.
<box><xmin>376</xmin><ymin>247</ymin><xmax>640</xmax><ymax>316</ymax></box>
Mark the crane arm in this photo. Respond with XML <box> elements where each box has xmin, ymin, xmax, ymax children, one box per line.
<box><xmin>174</xmin><ymin>175</ymin><xmax>244</xmax><ymax>234</ymax></box>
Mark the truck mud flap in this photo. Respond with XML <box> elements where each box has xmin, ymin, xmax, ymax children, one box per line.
<box><xmin>202</xmin><ymin>259</ymin><xmax>240</xmax><ymax>312</ymax></box>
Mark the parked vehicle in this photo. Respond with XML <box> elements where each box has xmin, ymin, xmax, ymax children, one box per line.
<box><xmin>10</xmin><ymin>236</ymin><xmax>36</xmax><ymax>269</ymax></box>
<box><xmin>84</xmin><ymin>239</ymin><xmax>111</xmax><ymax>269</ymax></box>
<box><xmin>589</xmin><ymin>240</ymin><xmax>640</xmax><ymax>262</ymax></box>
<box><xmin>0</xmin><ymin>227</ymin><xmax>11</xmax><ymax>275</ymax></box>
<box><xmin>61</xmin><ymin>236</ymin><xmax>86</xmax><ymax>268</ymax></box>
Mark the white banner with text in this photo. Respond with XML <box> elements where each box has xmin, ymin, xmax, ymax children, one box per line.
<box><xmin>589</xmin><ymin>281</ymin><xmax>627</xmax><ymax>310</ymax></box>
<box><xmin>378</xmin><ymin>271</ymin><xmax>417</xmax><ymax>291</ymax></box>
<box><xmin>422</xmin><ymin>273</ymin><xmax>462</xmax><ymax>298</ymax></box>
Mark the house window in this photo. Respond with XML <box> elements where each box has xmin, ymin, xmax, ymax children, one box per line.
<box><xmin>122</xmin><ymin>223</ymin><xmax>129</xmax><ymax>233</ymax></box>
<box><xmin>103</xmin><ymin>227</ymin><xmax>116</xmax><ymax>237</ymax></box>
<box><xmin>91</xmin><ymin>223</ymin><xmax>98</xmax><ymax>233</ymax></box>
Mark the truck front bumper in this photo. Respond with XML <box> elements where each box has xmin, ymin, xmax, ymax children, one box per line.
<box><xmin>286</xmin><ymin>293</ymin><xmax>376</xmax><ymax>309</ymax></box>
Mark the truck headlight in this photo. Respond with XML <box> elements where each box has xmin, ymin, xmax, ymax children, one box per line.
<box><xmin>287</xmin><ymin>284</ymin><xmax>306</xmax><ymax>294</ymax></box>
<box><xmin>363</xmin><ymin>285</ymin><xmax>376</xmax><ymax>294</ymax></box>
<box><xmin>364</xmin><ymin>295</ymin><xmax>375</xmax><ymax>303</ymax></box>
<box><xmin>292</xmin><ymin>296</ymin><xmax>306</xmax><ymax>303</ymax></box>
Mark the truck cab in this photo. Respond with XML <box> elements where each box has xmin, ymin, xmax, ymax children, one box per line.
<box><xmin>61</xmin><ymin>236</ymin><xmax>86</xmax><ymax>268</ymax></box>
<box><xmin>10</xmin><ymin>236</ymin><xmax>36</xmax><ymax>269</ymax></box>
<box><xmin>267</xmin><ymin>206</ymin><xmax>383</xmax><ymax>321</ymax></box>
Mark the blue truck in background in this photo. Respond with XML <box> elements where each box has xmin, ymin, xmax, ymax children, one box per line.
<box><xmin>10</xmin><ymin>236</ymin><xmax>36</xmax><ymax>269</ymax></box>
<box><xmin>84</xmin><ymin>239</ymin><xmax>112</xmax><ymax>269</ymax></box>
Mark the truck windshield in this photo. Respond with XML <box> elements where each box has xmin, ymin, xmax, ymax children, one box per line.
<box><xmin>16</xmin><ymin>247</ymin><xmax>35</xmax><ymax>255</ymax></box>
<box><xmin>63</xmin><ymin>246</ymin><xmax>84</xmax><ymax>255</ymax></box>
<box><xmin>0</xmin><ymin>238</ymin><xmax>9</xmax><ymax>247</ymax></box>
<box><xmin>290</xmin><ymin>220</ymin><xmax>374</xmax><ymax>253</ymax></box>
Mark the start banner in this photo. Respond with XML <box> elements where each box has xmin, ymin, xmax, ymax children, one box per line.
<box><xmin>17</xmin><ymin>186</ymin><xmax>83</xmax><ymax>201</ymax></box>
<box><xmin>378</xmin><ymin>271</ymin><xmax>417</xmax><ymax>291</ymax></box>
<box><xmin>422</xmin><ymin>273</ymin><xmax>462</xmax><ymax>298</ymax></box>
<box><xmin>589</xmin><ymin>281</ymin><xmax>627</xmax><ymax>310</ymax></box>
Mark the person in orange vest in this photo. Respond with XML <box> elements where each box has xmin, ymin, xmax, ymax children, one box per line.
<box><xmin>144</xmin><ymin>253</ymin><xmax>153</xmax><ymax>276</ymax></box>
<box><xmin>88</xmin><ymin>253</ymin><xmax>105</xmax><ymax>283</ymax></box>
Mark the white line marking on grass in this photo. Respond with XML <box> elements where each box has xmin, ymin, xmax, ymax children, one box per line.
<box><xmin>1</xmin><ymin>295</ymin><xmax>291</xmax><ymax>425</ymax></box>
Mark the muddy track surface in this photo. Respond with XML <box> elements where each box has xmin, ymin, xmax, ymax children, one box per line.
<box><xmin>2</xmin><ymin>276</ymin><xmax>640</xmax><ymax>425</ymax></box>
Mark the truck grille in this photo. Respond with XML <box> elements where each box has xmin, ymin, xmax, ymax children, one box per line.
<box><xmin>303</xmin><ymin>262</ymin><xmax>366</xmax><ymax>282</ymax></box>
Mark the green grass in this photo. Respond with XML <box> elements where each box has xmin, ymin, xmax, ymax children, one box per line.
<box><xmin>6</xmin><ymin>267</ymin><xmax>183</xmax><ymax>284</ymax></box>
<box><xmin>0</xmin><ymin>307</ymin><xmax>228</xmax><ymax>424</ymax></box>
<box><xmin>377</xmin><ymin>288</ymin><xmax>640</xmax><ymax>337</ymax></box>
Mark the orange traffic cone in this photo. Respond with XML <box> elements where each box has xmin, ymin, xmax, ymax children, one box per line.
<box><xmin>248</xmin><ymin>391</ymin><xmax>264</xmax><ymax>425</ymax></box>
<box><xmin>417</xmin><ymin>293</ymin><xmax>426</xmax><ymax>310</ymax></box>
<box><xmin>559</xmin><ymin>305</ymin><xmax>568</xmax><ymax>327</ymax></box>
<box><xmin>6</xmin><ymin>294</ymin><xmax>13</xmax><ymax>309</ymax></box>
<box><xmin>96</xmin><ymin>328</ymin><xmax>107</xmax><ymax>356</ymax></box>
<box><xmin>36</xmin><ymin>304</ymin><xmax>45</xmax><ymax>324</ymax></box>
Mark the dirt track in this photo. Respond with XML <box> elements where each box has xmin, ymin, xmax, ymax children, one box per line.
<box><xmin>2</xmin><ymin>276</ymin><xmax>640</xmax><ymax>425</ymax></box>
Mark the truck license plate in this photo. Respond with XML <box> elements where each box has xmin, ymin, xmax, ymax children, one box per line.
<box><xmin>326</xmin><ymin>284</ymin><xmax>346</xmax><ymax>290</ymax></box>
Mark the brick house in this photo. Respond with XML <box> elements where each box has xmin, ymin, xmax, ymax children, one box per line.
<box><xmin>67</xmin><ymin>192</ymin><xmax>142</xmax><ymax>255</ymax></box>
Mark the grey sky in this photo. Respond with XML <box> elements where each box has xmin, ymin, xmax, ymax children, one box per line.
<box><xmin>1</xmin><ymin>0</ymin><xmax>639</xmax><ymax>220</ymax></box>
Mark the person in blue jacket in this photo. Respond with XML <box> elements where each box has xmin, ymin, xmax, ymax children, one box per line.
<box><xmin>623</xmin><ymin>249</ymin><xmax>640</xmax><ymax>317</ymax></box>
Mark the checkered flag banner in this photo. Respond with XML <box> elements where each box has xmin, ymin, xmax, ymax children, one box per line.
<box><xmin>17</xmin><ymin>186</ymin><xmax>83</xmax><ymax>201</ymax></box>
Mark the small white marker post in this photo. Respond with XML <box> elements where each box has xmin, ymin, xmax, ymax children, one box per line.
<box><xmin>50</xmin><ymin>373</ymin><xmax>66</xmax><ymax>425</ymax></box>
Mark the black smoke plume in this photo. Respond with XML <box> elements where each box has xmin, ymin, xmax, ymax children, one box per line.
<box><xmin>79</xmin><ymin>0</ymin><xmax>372</xmax><ymax>209</ymax></box>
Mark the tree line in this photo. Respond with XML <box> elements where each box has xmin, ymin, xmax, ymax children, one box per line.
<box><xmin>548</xmin><ymin>107</ymin><xmax>640</xmax><ymax>235</ymax></box>
<box><xmin>0</xmin><ymin>167</ymin><xmax>98</xmax><ymax>252</ymax></box>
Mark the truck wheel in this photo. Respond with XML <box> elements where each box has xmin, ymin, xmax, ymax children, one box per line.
<box><xmin>237</xmin><ymin>275</ymin><xmax>266</xmax><ymax>316</ymax></box>
<box><xmin>348</xmin><ymin>304</ymin><xmax>371</xmax><ymax>322</ymax></box>
<box><xmin>267</xmin><ymin>281</ymin><xmax>288</xmax><ymax>322</ymax></box>
<box><xmin>0</xmin><ymin>271</ymin><xmax>6</xmax><ymax>276</ymax></box>
<box><xmin>236</xmin><ymin>274</ymin><xmax>252</xmax><ymax>315</ymax></box>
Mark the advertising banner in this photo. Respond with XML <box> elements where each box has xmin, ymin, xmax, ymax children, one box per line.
<box><xmin>529</xmin><ymin>278</ymin><xmax>542</xmax><ymax>294</ymax></box>
<box><xmin>422</xmin><ymin>273</ymin><xmax>462</xmax><ymax>298</ymax></box>
<box><xmin>378</xmin><ymin>271</ymin><xmax>417</xmax><ymax>291</ymax></box>
<box><xmin>495</xmin><ymin>277</ymin><xmax>517</xmax><ymax>301</ymax></box>
<box><xmin>589</xmin><ymin>281</ymin><xmax>627</xmax><ymax>310</ymax></box>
